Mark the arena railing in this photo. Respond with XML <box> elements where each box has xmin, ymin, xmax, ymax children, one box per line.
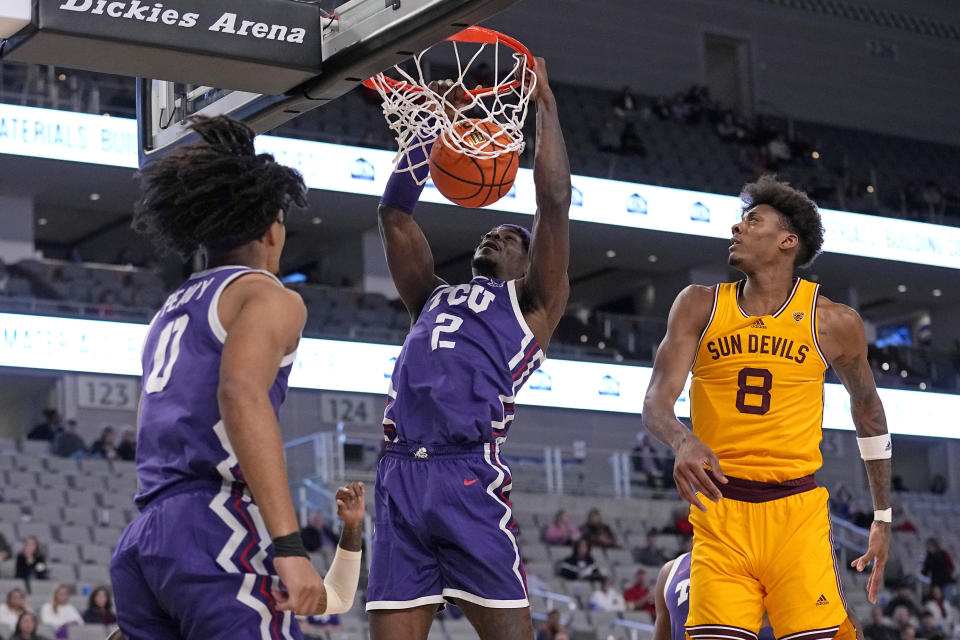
<box><xmin>282</xmin><ymin>426</ymin><xmax>681</xmax><ymax>502</ymax></box>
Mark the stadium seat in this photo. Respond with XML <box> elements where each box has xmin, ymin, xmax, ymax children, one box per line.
<box><xmin>30</xmin><ymin>504</ymin><xmax>63</xmax><ymax>524</ymax></box>
<box><xmin>0</xmin><ymin>503</ymin><xmax>24</xmax><ymax>522</ymax></box>
<box><xmin>47</xmin><ymin>542</ymin><xmax>81</xmax><ymax>564</ymax></box>
<box><xmin>91</xmin><ymin>527</ymin><xmax>123</xmax><ymax>547</ymax></box>
<box><xmin>69</xmin><ymin>624</ymin><xmax>114</xmax><ymax>640</ymax></box>
<box><xmin>63</xmin><ymin>507</ymin><xmax>99</xmax><ymax>528</ymax></box>
<box><xmin>77</xmin><ymin>564</ymin><xmax>111</xmax><ymax>586</ymax></box>
<box><xmin>58</xmin><ymin>525</ymin><xmax>93</xmax><ymax>545</ymax></box>
<box><xmin>16</xmin><ymin>521</ymin><xmax>54</xmax><ymax>541</ymax></box>
<box><xmin>34</xmin><ymin>488</ymin><xmax>67</xmax><ymax>505</ymax></box>
<box><xmin>47</xmin><ymin>562</ymin><xmax>78</xmax><ymax>583</ymax></box>
<box><xmin>80</xmin><ymin>544</ymin><xmax>113</xmax><ymax>566</ymax></box>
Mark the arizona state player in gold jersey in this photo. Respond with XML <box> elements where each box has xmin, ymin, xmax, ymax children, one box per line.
<box><xmin>643</xmin><ymin>176</ymin><xmax>891</xmax><ymax>640</ymax></box>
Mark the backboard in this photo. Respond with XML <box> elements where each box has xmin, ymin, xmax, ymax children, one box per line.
<box><xmin>138</xmin><ymin>0</ymin><xmax>521</xmax><ymax>166</ymax></box>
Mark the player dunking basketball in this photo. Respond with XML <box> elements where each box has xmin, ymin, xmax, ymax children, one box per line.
<box><xmin>365</xmin><ymin>58</ymin><xmax>570</xmax><ymax>640</ymax></box>
<box><xmin>109</xmin><ymin>116</ymin><xmax>364</xmax><ymax>640</ymax></box>
<box><xmin>643</xmin><ymin>176</ymin><xmax>891</xmax><ymax>640</ymax></box>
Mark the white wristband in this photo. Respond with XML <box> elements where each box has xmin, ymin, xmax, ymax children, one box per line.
<box><xmin>874</xmin><ymin>508</ymin><xmax>892</xmax><ymax>523</ymax></box>
<box><xmin>857</xmin><ymin>434</ymin><xmax>892</xmax><ymax>460</ymax></box>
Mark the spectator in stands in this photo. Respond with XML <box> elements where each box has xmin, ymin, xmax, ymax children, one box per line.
<box><xmin>885</xmin><ymin>588</ymin><xmax>923</xmax><ymax>621</ymax></box>
<box><xmin>0</xmin><ymin>588</ymin><xmax>30</xmax><ymax>632</ymax></box>
<box><xmin>715</xmin><ymin>110</ymin><xmax>748</xmax><ymax>143</ymax></box>
<box><xmin>51</xmin><ymin>420</ymin><xmax>85</xmax><ymax>459</ymax></box>
<box><xmin>14</xmin><ymin>537</ymin><xmax>47</xmax><ymax>581</ymax></box>
<box><xmin>930</xmin><ymin>474</ymin><xmax>947</xmax><ymax>495</ymax></box>
<box><xmin>631</xmin><ymin>432</ymin><xmax>666</xmax><ymax>488</ymax></box>
<box><xmin>300</xmin><ymin>512</ymin><xmax>338</xmax><ymax>553</ymax></box>
<box><xmin>589</xmin><ymin>576</ymin><xmax>626</xmax><ymax>612</ymax></box>
<box><xmin>89</xmin><ymin>426</ymin><xmax>117</xmax><ymax>460</ymax></box>
<box><xmin>619</xmin><ymin>123</ymin><xmax>647</xmax><ymax>156</ymax></box>
<box><xmin>652</xmin><ymin>96</ymin><xmax>670</xmax><ymax>121</ymax></box>
<box><xmin>921</xmin><ymin>181</ymin><xmax>946</xmax><ymax>222</ymax></box>
<box><xmin>863</xmin><ymin>605</ymin><xmax>899</xmax><ymax>640</ymax></box>
<box><xmin>917</xmin><ymin>612</ymin><xmax>946</xmax><ymax>640</ymax></box>
<box><xmin>922</xmin><ymin>538</ymin><xmax>956</xmax><ymax>591</ymax></box>
<box><xmin>535</xmin><ymin>609</ymin><xmax>567</xmax><ymax>640</ymax></box>
<box><xmin>27</xmin><ymin>409</ymin><xmax>60</xmax><ymax>442</ymax></box>
<box><xmin>664</xmin><ymin>506</ymin><xmax>693</xmax><ymax>536</ymax></box>
<box><xmin>924</xmin><ymin>585</ymin><xmax>957</xmax><ymax>631</ymax></box>
<box><xmin>39</xmin><ymin>585</ymin><xmax>82</xmax><ymax>635</ymax></box>
<box><xmin>612</xmin><ymin>86</ymin><xmax>638</xmax><ymax>119</ymax></box>
<box><xmin>623</xmin><ymin>569</ymin><xmax>655</xmax><ymax>619</ymax></box>
<box><xmin>892</xmin><ymin>504</ymin><xmax>918</xmax><ymax>533</ymax></box>
<box><xmin>558</xmin><ymin>539</ymin><xmax>604</xmax><ymax>583</ymax></box>
<box><xmin>81</xmin><ymin>586</ymin><xmax>116</xmax><ymax>625</ymax></box>
<box><xmin>97</xmin><ymin>289</ymin><xmax>118</xmax><ymax>316</ymax></box>
<box><xmin>542</xmin><ymin>510</ymin><xmax>580</xmax><ymax>547</ymax></box>
<box><xmin>899</xmin><ymin>625</ymin><xmax>916</xmax><ymax>640</ymax></box>
<box><xmin>115</xmin><ymin>428</ymin><xmax>136</xmax><ymax>462</ymax></box>
<box><xmin>596</xmin><ymin>118</ymin><xmax>622</xmax><ymax>153</ymax></box>
<box><xmin>0</xmin><ymin>532</ymin><xmax>11</xmax><ymax>562</ymax></box>
<box><xmin>632</xmin><ymin>531</ymin><xmax>668</xmax><ymax>566</ymax></box>
<box><xmin>884</xmin><ymin>551</ymin><xmax>908</xmax><ymax>590</ymax></box>
<box><xmin>765</xmin><ymin>133</ymin><xmax>792</xmax><ymax>170</ymax></box>
<box><xmin>829</xmin><ymin>483</ymin><xmax>854</xmax><ymax>519</ymax></box>
<box><xmin>581</xmin><ymin>508</ymin><xmax>618</xmax><ymax>549</ymax></box>
<box><xmin>10</xmin><ymin>612</ymin><xmax>49</xmax><ymax>640</ymax></box>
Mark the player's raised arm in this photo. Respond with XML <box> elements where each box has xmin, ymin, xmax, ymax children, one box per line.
<box><xmin>378</xmin><ymin>81</ymin><xmax>471</xmax><ymax>319</ymax></box>
<box><xmin>517</xmin><ymin>58</ymin><xmax>571</xmax><ymax>349</ymax></box>
<box><xmin>217</xmin><ymin>278</ymin><xmax>328</xmax><ymax>614</ymax></box>
<box><xmin>642</xmin><ymin>285</ymin><xmax>727</xmax><ymax>511</ymax></box>
<box><xmin>378</xmin><ymin>198</ymin><xmax>445</xmax><ymax>320</ymax></box>
<box><xmin>818</xmin><ymin>299</ymin><xmax>891</xmax><ymax>604</ymax></box>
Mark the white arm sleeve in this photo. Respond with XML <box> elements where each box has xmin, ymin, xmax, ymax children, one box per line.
<box><xmin>322</xmin><ymin>546</ymin><xmax>362</xmax><ymax>614</ymax></box>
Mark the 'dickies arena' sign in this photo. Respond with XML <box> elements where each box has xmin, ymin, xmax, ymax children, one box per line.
<box><xmin>3</xmin><ymin>0</ymin><xmax>323</xmax><ymax>94</ymax></box>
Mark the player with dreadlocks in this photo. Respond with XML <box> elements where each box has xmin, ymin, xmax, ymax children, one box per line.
<box><xmin>110</xmin><ymin>116</ymin><xmax>365</xmax><ymax>640</ymax></box>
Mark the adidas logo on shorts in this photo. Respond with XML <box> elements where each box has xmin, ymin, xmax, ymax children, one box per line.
<box><xmin>816</xmin><ymin>594</ymin><xmax>829</xmax><ymax>606</ymax></box>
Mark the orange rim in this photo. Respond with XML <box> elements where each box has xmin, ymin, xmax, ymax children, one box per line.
<box><xmin>361</xmin><ymin>26</ymin><xmax>534</xmax><ymax>97</ymax></box>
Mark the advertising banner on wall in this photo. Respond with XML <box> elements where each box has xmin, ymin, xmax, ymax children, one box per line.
<box><xmin>1</xmin><ymin>312</ymin><xmax>954</xmax><ymax>438</ymax></box>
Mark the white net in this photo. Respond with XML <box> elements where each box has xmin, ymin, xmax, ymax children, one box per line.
<box><xmin>365</xmin><ymin>27</ymin><xmax>536</xmax><ymax>185</ymax></box>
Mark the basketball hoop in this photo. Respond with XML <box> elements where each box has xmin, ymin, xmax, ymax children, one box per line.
<box><xmin>364</xmin><ymin>26</ymin><xmax>536</xmax><ymax>185</ymax></box>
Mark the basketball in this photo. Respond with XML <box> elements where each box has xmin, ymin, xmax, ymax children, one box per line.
<box><xmin>429</xmin><ymin>119</ymin><xmax>519</xmax><ymax>208</ymax></box>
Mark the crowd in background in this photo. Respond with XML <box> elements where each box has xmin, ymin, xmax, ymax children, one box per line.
<box><xmin>25</xmin><ymin>410</ymin><xmax>136</xmax><ymax>463</ymax></box>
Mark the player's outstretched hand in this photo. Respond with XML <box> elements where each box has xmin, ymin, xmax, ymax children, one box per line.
<box><xmin>336</xmin><ymin>482</ymin><xmax>365</xmax><ymax>529</ymax></box>
<box><xmin>850</xmin><ymin>520</ymin><xmax>890</xmax><ymax>604</ymax></box>
<box><xmin>527</xmin><ymin>56</ymin><xmax>552</xmax><ymax>104</ymax></box>
<box><xmin>673</xmin><ymin>433</ymin><xmax>727</xmax><ymax>512</ymax></box>
<box><xmin>273</xmin><ymin>556</ymin><xmax>327</xmax><ymax>615</ymax></box>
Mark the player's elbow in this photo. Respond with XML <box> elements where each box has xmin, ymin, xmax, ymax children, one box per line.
<box><xmin>641</xmin><ymin>388</ymin><xmax>670</xmax><ymax>426</ymax></box>
<box><xmin>217</xmin><ymin>378</ymin><xmax>267</xmax><ymax>415</ymax></box>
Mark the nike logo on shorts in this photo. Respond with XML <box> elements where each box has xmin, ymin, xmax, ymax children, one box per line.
<box><xmin>463</xmin><ymin>478</ymin><xmax>479</xmax><ymax>486</ymax></box>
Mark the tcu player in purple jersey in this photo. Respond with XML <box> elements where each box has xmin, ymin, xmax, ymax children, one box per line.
<box><xmin>653</xmin><ymin>554</ymin><xmax>863</xmax><ymax>640</ymax></box>
<box><xmin>366</xmin><ymin>58</ymin><xmax>570</xmax><ymax>640</ymax></box>
<box><xmin>109</xmin><ymin>116</ymin><xmax>364</xmax><ymax>640</ymax></box>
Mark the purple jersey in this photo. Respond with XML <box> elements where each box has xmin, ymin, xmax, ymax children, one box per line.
<box><xmin>666</xmin><ymin>553</ymin><xmax>691</xmax><ymax>640</ymax></box>
<box><xmin>383</xmin><ymin>277</ymin><xmax>544</xmax><ymax>445</ymax></box>
<box><xmin>134</xmin><ymin>266</ymin><xmax>295</xmax><ymax>508</ymax></box>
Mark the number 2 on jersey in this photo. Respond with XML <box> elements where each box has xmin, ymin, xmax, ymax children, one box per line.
<box><xmin>736</xmin><ymin>367</ymin><xmax>773</xmax><ymax>415</ymax></box>
<box><xmin>431</xmin><ymin>313</ymin><xmax>463</xmax><ymax>350</ymax></box>
<box><xmin>145</xmin><ymin>315</ymin><xmax>190</xmax><ymax>393</ymax></box>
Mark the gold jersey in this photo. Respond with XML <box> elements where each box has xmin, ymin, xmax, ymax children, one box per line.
<box><xmin>690</xmin><ymin>279</ymin><xmax>827</xmax><ymax>482</ymax></box>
